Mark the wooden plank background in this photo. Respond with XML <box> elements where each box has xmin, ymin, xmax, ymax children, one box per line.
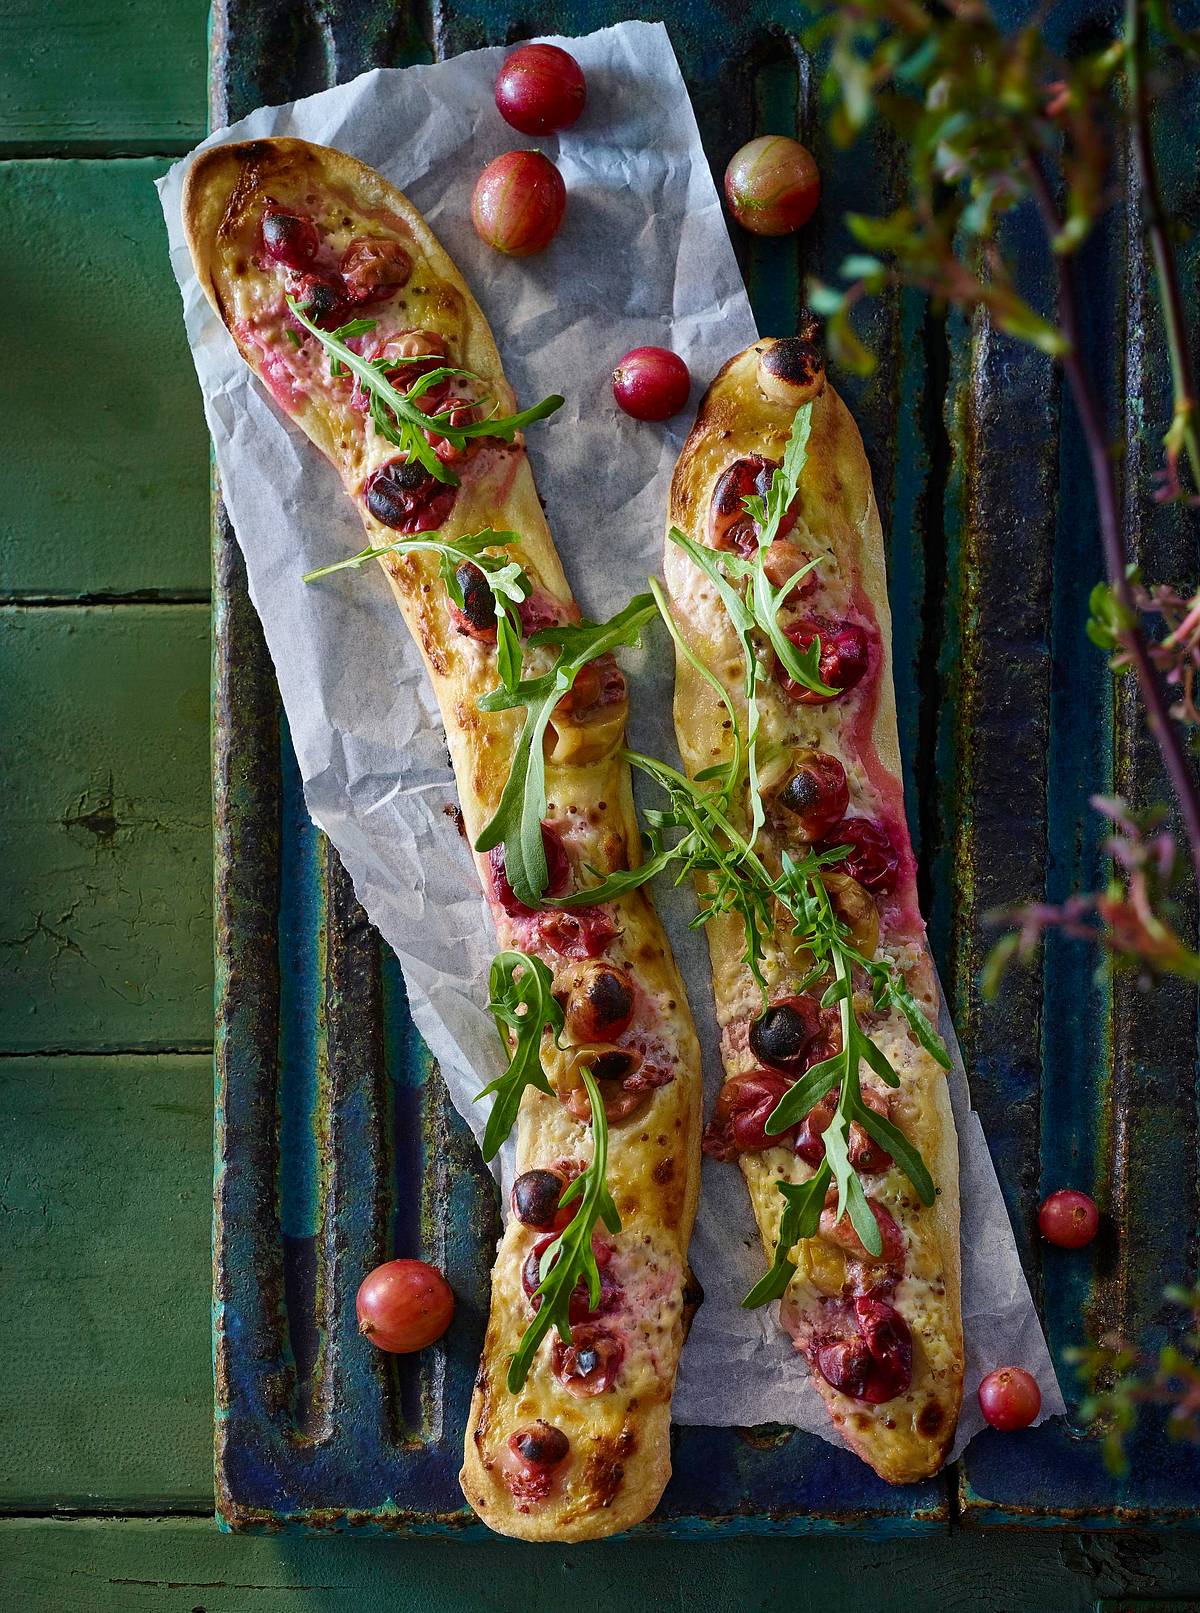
<box><xmin>1</xmin><ymin>0</ymin><xmax>1199</xmax><ymax>1602</ymax></box>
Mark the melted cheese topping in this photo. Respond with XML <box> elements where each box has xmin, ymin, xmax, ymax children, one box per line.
<box><xmin>663</xmin><ymin>341</ymin><xmax>963</xmax><ymax>1484</ymax></box>
<box><xmin>184</xmin><ymin>139</ymin><xmax>701</xmax><ymax>1541</ymax></box>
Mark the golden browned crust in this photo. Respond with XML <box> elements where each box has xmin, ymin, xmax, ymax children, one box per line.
<box><xmin>184</xmin><ymin>137</ymin><xmax>701</xmax><ymax>1539</ymax></box>
<box><xmin>663</xmin><ymin>339</ymin><xmax>963</xmax><ymax>1483</ymax></box>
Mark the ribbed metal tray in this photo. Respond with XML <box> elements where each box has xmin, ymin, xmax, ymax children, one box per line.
<box><xmin>211</xmin><ymin>0</ymin><xmax>1200</xmax><ymax>1533</ymax></box>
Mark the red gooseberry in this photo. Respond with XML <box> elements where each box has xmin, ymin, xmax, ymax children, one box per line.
<box><xmin>472</xmin><ymin>151</ymin><xmax>566</xmax><ymax>257</ymax></box>
<box><xmin>611</xmin><ymin>347</ymin><xmax>692</xmax><ymax>421</ymax></box>
<box><xmin>978</xmin><ymin>1366</ymin><xmax>1041</xmax><ymax>1431</ymax></box>
<box><xmin>1038</xmin><ymin>1189</ymin><xmax>1100</xmax><ymax>1249</ymax></box>
<box><xmin>724</xmin><ymin>136</ymin><xmax>820</xmax><ymax>236</ymax></box>
<box><xmin>356</xmin><ymin>1259</ymin><xmax>454</xmax><ymax>1353</ymax></box>
<box><xmin>495</xmin><ymin>43</ymin><xmax>586</xmax><ymax>136</ymax></box>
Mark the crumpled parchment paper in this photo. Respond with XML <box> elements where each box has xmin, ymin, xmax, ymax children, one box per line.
<box><xmin>158</xmin><ymin>19</ymin><xmax>1063</xmax><ymax>1459</ymax></box>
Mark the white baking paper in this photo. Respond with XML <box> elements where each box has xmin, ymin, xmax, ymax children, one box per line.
<box><xmin>158</xmin><ymin>20</ymin><xmax>1063</xmax><ymax>1461</ymax></box>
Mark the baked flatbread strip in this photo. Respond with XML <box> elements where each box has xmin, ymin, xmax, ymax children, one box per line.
<box><xmin>663</xmin><ymin>336</ymin><xmax>963</xmax><ymax>1483</ymax></box>
<box><xmin>183</xmin><ymin>138</ymin><xmax>702</xmax><ymax>1541</ymax></box>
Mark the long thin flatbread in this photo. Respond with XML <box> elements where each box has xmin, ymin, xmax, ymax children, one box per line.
<box><xmin>663</xmin><ymin>334</ymin><xmax>963</xmax><ymax>1482</ymax></box>
<box><xmin>183</xmin><ymin>137</ymin><xmax>702</xmax><ymax>1540</ymax></box>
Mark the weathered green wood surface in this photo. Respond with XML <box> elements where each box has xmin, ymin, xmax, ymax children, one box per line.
<box><xmin>0</xmin><ymin>605</ymin><xmax>213</xmax><ymax>1051</ymax></box>
<box><xmin>1</xmin><ymin>0</ymin><xmax>1199</xmax><ymax>1604</ymax></box>
<box><xmin>0</xmin><ymin>160</ymin><xmax>211</xmax><ymax>599</ymax></box>
<box><xmin>3</xmin><ymin>1517</ymin><xmax>1200</xmax><ymax>1610</ymax></box>
<box><xmin>0</xmin><ymin>1</ymin><xmax>206</xmax><ymax>153</ymax></box>
<box><xmin>0</xmin><ymin>1056</ymin><xmax>213</xmax><ymax>1510</ymax></box>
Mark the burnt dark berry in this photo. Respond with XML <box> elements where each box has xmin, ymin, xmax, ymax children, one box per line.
<box><xmin>511</xmin><ymin>1169</ymin><xmax>565</xmax><ymax>1229</ymax></box>
<box><xmin>585</xmin><ymin>1048</ymin><xmax>640</xmax><ymax>1083</ymax></box>
<box><xmin>261</xmin><ymin>209</ymin><xmax>319</xmax><ymax>269</ymax></box>
<box><xmin>748</xmin><ymin>994</ymin><xmax>822</xmax><ymax>1069</ymax></box>
<box><xmin>363</xmin><ymin>458</ymin><xmax>456</xmax><ymax>533</ymax></box>
<box><xmin>759</xmin><ymin>335</ymin><xmax>822</xmax><ymax>393</ymax></box>
<box><xmin>586</xmin><ymin>968</ymin><xmax>633</xmax><ymax>1032</ymax></box>
<box><xmin>366</xmin><ymin>459</ymin><xmax>429</xmax><ymax>525</ymax></box>
<box><xmin>782</xmin><ymin>772</ymin><xmax>819</xmax><ymax>814</ymax></box>
<box><xmin>454</xmin><ymin>562</ymin><xmax>496</xmax><ymax>633</ymax></box>
<box><xmin>565</xmin><ymin>962</ymin><xmax>635</xmax><ymax>1042</ymax></box>
<box><xmin>510</xmin><ymin>1422</ymin><xmax>569</xmax><ymax>1469</ymax></box>
<box><xmin>779</xmin><ymin>750</ymin><xmax>848</xmax><ymax>839</ymax></box>
<box><xmin>293</xmin><ymin>274</ymin><xmax>345</xmax><ymax>327</ymax></box>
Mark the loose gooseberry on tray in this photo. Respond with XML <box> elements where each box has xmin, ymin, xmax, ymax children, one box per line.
<box><xmin>611</xmin><ymin>346</ymin><xmax>691</xmax><ymax>420</ymax></box>
<box><xmin>472</xmin><ymin>151</ymin><xmax>567</xmax><ymax>256</ymax></box>
<box><xmin>1038</xmin><ymin>1189</ymin><xmax>1099</xmax><ymax>1249</ymax></box>
<box><xmin>356</xmin><ymin>1259</ymin><xmax>454</xmax><ymax>1353</ymax></box>
<box><xmin>495</xmin><ymin>43</ymin><xmax>587</xmax><ymax>135</ymax></box>
<box><xmin>724</xmin><ymin>136</ymin><xmax>820</xmax><ymax>236</ymax></box>
<box><xmin>978</xmin><ymin>1366</ymin><xmax>1041</xmax><ymax>1431</ymax></box>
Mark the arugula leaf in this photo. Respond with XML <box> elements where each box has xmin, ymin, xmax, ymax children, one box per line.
<box><xmin>550</xmin><ymin>735</ymin><xmax>943</xmax><ymax>1292</ymax></box>
<box><xmin>474</xmin><ymin>951</ymin><xmax>563</xmax><ymax>1161</ymax></box>
<box><xmin>473</xmin><ymin>594</ymin><xmax>656</xmax><ymax>908</ymax></box>
<box><xmin>285</xmin><ymin>298</ymin><xmax>564</xmax><ymax>485</ymax></box>
<box><xmin>741</xmin><ymin>1164</ymin><xmax>831</xmax><ymax>1308</ymax></box>
<box><xmin>496</xmin><ymin>612</ymin><xmax>522</xmax><ymax>691</ymax></box>
<box><xmin>507</xmin><ymin>1067</ymin><xmax>622</xmax><ymax>1392</ymax></box>
<box><xmin>552</xmin><ymin>842</ymin><xmax>682</xmax><ymax>911</ymax></box>
<box><xmin>303</xmin><ymin>527</ymin><xmax>531</xmax><ymax>693</ymax></box>
<box><xmin>854</xmin><ymin>1104</ymin><xmax>935</xmax><ymax>1205</ymax></box>
<box><xmin>666</xmin><ymin>527</ymin><xmax>770</xmax><ymax>837</ymax></box>
<box><xmin>649</xmin><ymin>577</ymin><xmax>744</xmax><ymax>799</ymax></box>
<box><xmin>742</xmin><ymin>398</ymin><xmax>814</xmax><ymax>541</ymax></box>
<box><xmin>756</xmin><ymin>951</ymin><xmax>886</xmax><ymax>1258</ymax></box>
<box><xmin>825</xmin><ymin>1104</ymin><xmax>881</xmax><ymax>1253</ymax></box>
<box><xmin>556</xmin><ymin>753</ymin><xmax>837</xmax><ymax>1005</ymax></box>
<box><xmin>764</xmin><ymin>1050</ymin><xmax>843</xmax><ymax>1128</ymax></box>
<box><xmin>719</xmin><ymin>402</ymin><xmax>838</xmax><ymax>695</ymax></box>
<box><xmin>739</xmin><ymin>861</ymin><xmax>939</xmax><ymax>1290</ymax></box>
<box><xmin>559</xmin><ymin>743</ymin><xmax>777</xmax><ymax>993</ymax></box>
<box><xmin>865</xmin><ymin>959</ymin><xmax>952</xmax><ymax>1070</ymax></box>
<box><xmin>325</xmin><ymin>316</ymin><xmax>384</xmax><ymax>375</ymax></box>
<box><xmin>663</xmin><ymin>405</ymin><xmax>834</xmax><ymax>829</ymax></box>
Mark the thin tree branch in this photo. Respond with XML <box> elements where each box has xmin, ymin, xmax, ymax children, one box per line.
<box><xmin>1026</xmin><ymin>158</ymin><xmax>1200</xmax><ymax>894</ymax></box>
<box><xmin>1127</xmin><ymin>0</ymin><xmax>1200</xmax><ymax>495</ymax></box>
